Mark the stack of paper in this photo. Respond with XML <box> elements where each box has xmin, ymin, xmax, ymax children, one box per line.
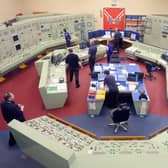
<box><xmin>96</xmin><ymin>90</ymin><xmax>105</xmax><ymax>100</ymax></box>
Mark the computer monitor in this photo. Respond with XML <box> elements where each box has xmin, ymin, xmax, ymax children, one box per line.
<box><xmin>98</xmin><ymin>73</ymin><xmax>104</xmax><ymax>81</ymax></box>
<box><xmin>130</xmin><ymin>33</ymin><xmax>136</xmax><ymax>41</ymax></box>
<box><xmin>127</xmin><ymin>73</ymin><xmax>136</xmax><ymax>81</ymax></box>
<box><xmin>135</xmin><ymin>72</ymin><xmax>144</xmax><ymax>81</ymax></box>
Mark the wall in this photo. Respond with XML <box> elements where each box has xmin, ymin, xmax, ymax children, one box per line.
<box><xmin>0</xmin><ymin>0</ymin><xmax>168</xmax><ymax>28</ymax></box>
<box><xmin>22</xmin><ymin>0</ymin><xmax>168</xmax><ymax>28</ymax></box>
<box><xmin>0</xmin><ymin>0</ymin><xmax>24</xmax><ymax>23</ymax></box>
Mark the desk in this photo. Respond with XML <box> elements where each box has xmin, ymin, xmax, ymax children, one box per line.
<box><xmin>35</xmin><ymin>44</ymin><xmax>107</xmax><ymax>109</ymax></box>
<box><xmin>125</xmin><ymin>41</ymin><xmax>168</xmax><ymax>99</ymax></box>
<box><xmin>8</xmin><ymin>115</ymin><xmax>168</xmax><ymax>168</ymax></box>
<box><xmin>43</xmin><ymin>44</ymin><xmax>107</xmax><ymax>65</ymax></box>
<box><xmin>87</xmin><ymin>63</ymin><xmax>150</xmax><ymax>117</ymax></box>
<box><xmin>36</xmin><ymin>59</ymin><xmax>67</xmax><ymax>110</ymax></box>
<box><xmin>93</xmin><ymin>36</ymin><xmax>133</xmax><ymax>49</ymax></box>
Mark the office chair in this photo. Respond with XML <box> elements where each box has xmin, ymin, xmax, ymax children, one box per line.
<box><xmin>108</xmin><ymin>104</ymin><xmax>130</xmax><ymax>133</ymax></box>
<box><xmin>104</xmin><ymin>90</ymin><xmax>119</xmax><ymax>109</ymax></box>
<box><xmin>144</xmin><ymin>61</ymin><xmax>156</xmax><ymax>80</ymax></box>
<box><xmin>110</xmin><ymin>50</ymin><xmax>120</xmax><ymax>63</ymax></box>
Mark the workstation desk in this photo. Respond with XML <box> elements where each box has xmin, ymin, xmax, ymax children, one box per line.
<box><xmin>92</xmin><ymin>33</ymin><xmax>134</xmax><ymax>49</ymax></box>
<box><xmin>37</xmin><ymin>60</ymin><xmax>67</xmax><ymax>110</ymax></box>
<box><xmin>87</xmin><ymin>63</ymin><xmax>150</xmax><ymax>117</ymax></box>
<box><xmin>43</xmin><ymin>44</ymin><xmax>107</xmax><ymax>65</ymax></box>
<box><xmin>35</xmin><ymin>44</ymin><xmax>107</xmax><ymax>110</ymax></box>
<box><xmin>8</xmin><ymin>114</ymin><xmax>168</xmax><ymax>168</ymax></box>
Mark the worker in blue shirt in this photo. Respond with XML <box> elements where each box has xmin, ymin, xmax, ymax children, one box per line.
<box><xmin>64</xmin><ymin>28</ymin><xmax>71</xmax><ymax>47</ymax></box>
<box><xmin>66</xmin><ymin>49</ymin><xmax>82</xmax><ymax>88</ymax></box>
<box><xmin>106</xmin><ymin>40</ymin><xmax>113</xmax><ymax>63</ymax></box>
<box><xmin>104</xmin><ymin>70</ymin><xmax>119</xmax><ymax>108</ymax></box>
<box><xmin>114</xmin><ymin>28</ymin><xmax>122</xmax><ymax>52</ymax></box>
<box><xmin>88</xmin><ymin>40</ymin><xmax>97</xmax><ymax>74</ymax></box>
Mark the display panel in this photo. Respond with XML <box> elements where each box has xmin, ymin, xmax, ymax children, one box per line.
<box><xmin>15</xmin><ymin>44</ymin><xmax>21</xmax><ymax>50</ymax></box>
<box><xmin>13</xmin><ymin>35</ymin><xmax>19</xmax><ymax>41</ymax></box>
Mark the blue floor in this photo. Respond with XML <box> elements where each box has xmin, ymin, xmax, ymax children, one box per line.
<box><xmin>65</xmin><ymin>107</ymin><xmax>168</xmax><ymax>137</ymax></box>
<box><xmin>0</xmin><ymin>131</ymin><xmax>44</xmax><ymax>168</ymax></box>
<box><xmin>1</xmin><ymin>108</ymin><xmax>168</xmax><ymax>167</ymax></box>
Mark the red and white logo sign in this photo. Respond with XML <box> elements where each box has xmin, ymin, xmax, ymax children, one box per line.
<box><xmin>103</xmin><ymin>8</ymin><xmax>125</xmax><ymax>30</ymax></box>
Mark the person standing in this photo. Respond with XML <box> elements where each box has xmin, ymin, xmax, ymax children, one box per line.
<box><xmin>106</xmin><ymin>40</ymin><xmax>113</xmax><ymax>63</ymax></box>
<box><xmin>88</xmin><ymin>40</ymin><xmax>97</xmax><ymax>74</ymax></box>
<box><xmin>103</xmin><ymin>70</ymin><xmax>119</xmax><ymax>109</ymax></box>
<box><xmin>1</xmin><ymin>92</ymin><xmax>26</xmax><ymax>146</ymax></box>
<box><xmin>114</xmin><ymin>28</ymin><xmax>122</xmax><ymax>52</ymax></box>
<box><xmin>65</xmin><ymin>49</ymin><xmax>81</xmax><ymax>88</ymax></box>
<box><xmin>63</xmin><ymin>28</ymin><xmax>71</xmax><ymax>47</ymax></box>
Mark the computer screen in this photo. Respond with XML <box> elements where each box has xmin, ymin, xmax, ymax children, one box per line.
<box><xmin>98</xmin><ymin>73</ymin><xmax>104</xmax><ymax>81</ymax></box>
<box><xmin>120</xmin><ymin>31</ymin><xmax>124</xmax><ymax>38</ymax></box>
<box><xmin>135</xmin><ymin>72</ymin><xmax>144</xmax><ymax>81</ymax></box>
<box><xmin>130</xmin><ymin>33</ymin><xmax>136</xmax><ymax>41</ymax></box>
<box><xmin>117</xmin><ymin>74</ymin><xmax>127</xmax><ymax>82</ymax></box>
<box><xmin>127</xmin><ymin>73</ymin><xmax>136</xmax><ymax>81</ymax></box>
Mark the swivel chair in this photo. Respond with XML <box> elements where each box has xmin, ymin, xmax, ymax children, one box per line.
<box><xmin>144</xmin><ymin>61</ymin><xmax>156</xmax><ymax>80</ymax></box>
<box><xmin>108</xmin><ymin>104</ymin><xmax>130</xmax><ymax>133</ymax></box>
<box><xmin>110</xmin><ymin>50</ymin><xmax>120</xmax><ymax>63</ymax></box>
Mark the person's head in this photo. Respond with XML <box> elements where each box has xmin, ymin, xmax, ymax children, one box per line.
<box><xmin>63</xmin><ymin>28</ymin><xmax>67</xmax><ymax>33</ymax></box>
<box><xmin>89</xmin><ymin>39</ymin><xmax>95</xmax><ymax>46</ymax></box>
<box><xmin>68</xmin><ymin>48</ymin><xmax>73</xmax><ymax>53</ymax></box>
<box><xmin>115</xmin><ymin>27</ymin><xmax>118</xmax><ymax>32</ymax></box>
<box><xmin>139</xmin><ymin>88</ymin><xmax>145</xmax><ymax>94</ymax></box>
<box><xmin>104</xmin><ymin>70</ymin><xmax>110</xmax><ymax>76</ymax></box>
<box><xmin>3</xmin><ymin>92</ymin><xmax>15</xmax><ymax>101</ymax></box>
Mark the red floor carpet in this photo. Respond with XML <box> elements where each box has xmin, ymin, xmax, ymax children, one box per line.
<box><xmin>0</xmin><ymin>53</ymin><xmax>168</xmax><ymax>130</ymax></box>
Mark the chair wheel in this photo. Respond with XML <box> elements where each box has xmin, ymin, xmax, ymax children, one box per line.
<box><xmin>114</xmin><ymin>128</ymin><xmax>118</xmax><ymax>133</ymax></box>
<box><xmin>123</xmin><ymin>128</ymin><xmax>128</xmax><ymax>132</ymax></box>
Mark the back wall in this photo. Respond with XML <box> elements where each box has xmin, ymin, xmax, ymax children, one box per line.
<box><xmin>22</xmin><ymin>0</ymin><xmax>168</xmax><ymax>28</ymax></box>
<box><xmin>1</xmin><ymin>0</ymin><xmax>168</xmax><ymax>28</ymax></box>
<box><xmin>0</xmin><ymin>0</ymin><xmax>24</xmax><ymax>23</ymax></box>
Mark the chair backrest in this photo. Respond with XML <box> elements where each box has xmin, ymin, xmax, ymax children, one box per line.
<box><xmin>144</xmin><ymin>61</ymin><xmax>153</xmax><ymax>73</ymax></box>
<box><xmin>112</xmin><ymin>105</ymin><xmax>130</xmax><ymax>123</ymax></box>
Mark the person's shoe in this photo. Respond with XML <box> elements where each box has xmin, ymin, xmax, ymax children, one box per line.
<box><xmin>8</xmin><ymin>141</ymin><xmax>16</xmax><ymax>147</ymax></box>
<box><xmin>21</xmin><ymin>154</ymin><xmax>28</xmax><ymax>160</ymax></box>
<box><xmin>76</xmin><ymin>84</ymin><xmax>80</xmax><ymax>88</ymax></box>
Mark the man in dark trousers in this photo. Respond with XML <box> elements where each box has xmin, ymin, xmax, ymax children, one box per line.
<box><xmin>106</xmin><ymin>40</ymin><xmax>113</xmax><ymax>63</ymax></box>
<box><xmin>66</xmin><ymin>48</ymin><xmax>82</xmax><ymax>88</ymax></box>
<box><xmin>1</xmin><ymin>92</ymin><xmax>26</xmax><ymax>146</ymax></box>
<box><xmin>104</xmin><ymin>70</ymin><xmax>119</xmax><ymax>109</ymax></box>
<box><xmin>88</xmin><ymin>40</ymin><xmax>97</xmax><ymax>74</ymax></box>
<box><xmin>63</xmin><ymin>28</ymin><xmax>71</xmax><ymax>47</ymax></box>
<box><xmin>114</xmin><ymin>28</ymin><xmax>122</xmax><ymax>52</ymax></box>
